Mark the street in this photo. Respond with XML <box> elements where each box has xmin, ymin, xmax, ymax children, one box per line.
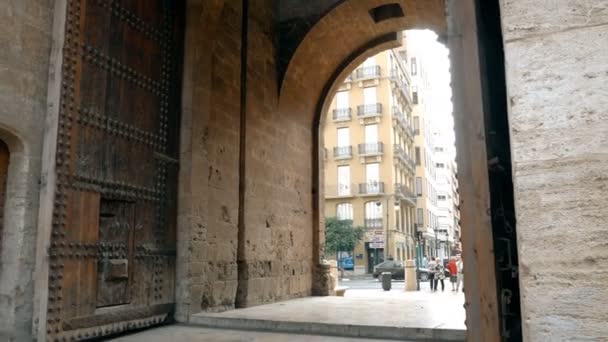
<box><xmin>339</xmin><ymin>276</ymin><xmax>406</xmax><ymax>290</ymax></box>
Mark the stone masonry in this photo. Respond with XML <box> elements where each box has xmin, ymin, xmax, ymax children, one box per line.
<box><xmin>0</xmin><ymin>0</ymin><xmax>607</xmax><ymax>341</ymax></box>
<box><xmin>0</xmin><ymin>0</ymin><xmax>54</xmax><ymax>340</ymax></box>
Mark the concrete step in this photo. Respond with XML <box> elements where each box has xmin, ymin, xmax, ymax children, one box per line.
<box><xmin>189</xmin><ymin>313</ymin><xmax>465</xmax><ymax>341</ymax></box>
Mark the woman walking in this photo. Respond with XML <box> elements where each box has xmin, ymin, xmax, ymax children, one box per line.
<box><xmin>433</xmin><ymin>258</ymin><xmax>445</xmax><ymax>292</ymax></box>
<box><xmin>447</xmin><ymin>257</ymin><xmax>458</xmax><ymax>291</ymax></box>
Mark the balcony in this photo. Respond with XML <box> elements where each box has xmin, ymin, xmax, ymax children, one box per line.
<box><xmin>358</xmin><ymin>142</ymin><xmax>383</xmax><ymax>156</ymax></box>
<box><xmin>324</xmin><ymin>183</ymin><xmax>355</xmax><ymax>198</ymax></box>
<box><xmin>393</xmin><ymin>144</ymin><xmax>415</xmax><ymax>172</ymax></box>
<box><xmin>357</xmin><ymin>103</ymin><xmax>382</xmax><ymax>118</ymax></box>
<box><xmin>358</xmin><ymin>182</ymin><xmax>385</xmax><ymax>195</ymax></box>
<box><xmin>333</xmin><ymin>146</ymin><xmax>352</xmax><ymax>159</ymax></box>
<box><xmin>392</xmin><ymin>107</ymin><xmax>415</xmax><ymax>139</ymax></box>
<box><xmin>332</xmin><ymin>107</ymin><xmax>352</xmax><ymax>121</ymax></box>
<box><xmin>389</xmin><ymin>70</ymin><xmax>413</xmax><ymax>104</ymax></box>
<box><xmin>394</xmin><ymin>183</ymin><xmax>417</xmax><ymax>206</ymax></box>
<box><xmin>364</xmin><ymin>218</ymin><xmax>383</xmax><ymax>229</ymax></box>
<box><xmin>355</xmin><ymin>65</ymin><xmax>381</xmax><ymax>80</ymax></box>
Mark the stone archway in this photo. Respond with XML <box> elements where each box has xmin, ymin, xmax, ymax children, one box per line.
<box><xmin>277</xmin><ymin>0</ymin><xmax>515</xmax><ymax>341</ymax></box>
<box><xmin>0</xmin><ymin>139</ymin><xmax>8</xmax><ymax>264</ymax></box>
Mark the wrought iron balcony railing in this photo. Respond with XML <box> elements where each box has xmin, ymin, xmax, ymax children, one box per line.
<box><xmin>356</xmin><ymin>65</ymin><xmax>381</xmax><ymax>80</ymax></box>
<box><xmin>358</xmin><ymin>182</ymin><xmax>385</xmax><ymax>195</ymax></box>
<box><xmin>357</xmin><ymin>103</ymin><xmax>382</xmax><ymax>117</ymax></box>
<box><xmin>332</xmin><ymin>107</ymin><xmax>352</xmax><ymax>121</ymax></box>
<box><xmin>364</xmin><ymin>218</ymin><xmax>383</xmax><ymax>229</ymax></box>
<box><xmin>333</xmin><ymin>146</ymin><xmax>352</xmax><ymax>159</ymax></box>
<box><xmin>358</xmin><ymin>142</ymin><xmax>383</xmax><ymax>155</ymax></box>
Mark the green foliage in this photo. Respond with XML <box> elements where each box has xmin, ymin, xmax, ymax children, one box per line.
<box><xmin>325</xmin><ymin>217</ymin><xmax>365</xmax><ymax>254</ymax></box>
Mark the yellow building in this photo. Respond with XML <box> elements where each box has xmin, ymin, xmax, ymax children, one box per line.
<box><xmin>322</xmin><ymin>46</ymin><xmax>418</xmax><ymax>274</ymax></box>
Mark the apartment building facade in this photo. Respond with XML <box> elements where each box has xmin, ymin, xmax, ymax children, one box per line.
<box><xmin>434</xmin><ymin>144</ymin><xmax>462</xmax><ymax>258</ymax></box>
<box><xmin>323</xmin><ymin>48</ymin><xmax>418</xmax><ymax>274</ymax></box>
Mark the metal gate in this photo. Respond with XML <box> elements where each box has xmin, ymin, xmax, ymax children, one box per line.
<box><xmin>45</xmin><ymin>0</ymin><xmax>183</xmax><ymax>339</ymax></box>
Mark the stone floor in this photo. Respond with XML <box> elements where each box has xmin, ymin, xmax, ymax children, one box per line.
<box><xmin>194</xmin><ymin>287</ymin><xmax>466</xmax><ymax>330</ymax></box>
<box><xmin>111</xmin><ymin>325</ymin><xmax>399</xmax><ymax>341</ymax></box>
<box><xmin>111</xmin><ymin>287</ymin><xmax>465</xmax><ymax>341</ymax></box>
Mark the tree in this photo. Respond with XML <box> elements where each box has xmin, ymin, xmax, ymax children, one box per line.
<box><xmin>325</xmin><ymin>217</ymin><xmax>365</xmax><ymax>260</ymax></box>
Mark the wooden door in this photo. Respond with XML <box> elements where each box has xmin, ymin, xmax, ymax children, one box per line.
<box><xmin>46</xmin><ymin>0</ymin><xmax>183</xmax><ymax>339</ymax></box>
<box><xmin>0</xmin><ymin>140</ymin><xmax>8</xmax><ymax>264</ymax></box>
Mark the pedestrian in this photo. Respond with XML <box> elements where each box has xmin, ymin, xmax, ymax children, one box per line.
<box><xmin>427</xmin><ymin>258</ymin><xmax>436</xmax><ymax>291</ymax></box>
<box><xmin>433</xmin><ymin>257</ymin><xmax>445</xmax><ymax>292</ymax></box>
<box><xmin>447</xmin><ymin>257</ymin><xmax>458</xmax><ymax>291</ymax></box>
<box><xmin>456</xmin><ymin>256</ymin><xmax>464</xmax><ymax>292</ymax></box>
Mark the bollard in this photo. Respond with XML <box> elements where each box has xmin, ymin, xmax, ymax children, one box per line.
<box><xmin>404</xmin><ymin>260</ymin><xmax>417</xmax><ymax>291</ymax></box>
<box><xmin>381</xmin><ymin>272</ymin><xmax>392</xmax><ymax>291</ymax></box>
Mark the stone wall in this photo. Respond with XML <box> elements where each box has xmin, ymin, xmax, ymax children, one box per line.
<box><xmin>177</xmin><ymin>0</ymin><xmax>241</xmax><ymax>317</ymax></box>
<box><xmin>238</xmin><ymin>0</ymin><xmax>315</xmax><ymax>307</ymax></box>
<box><xmin>0</xmin><ymin>0</ymin><xmax>54</xmax><ymax>340</ymax></box>
<box><xmin>500</xmin><ymin>1</ymin><xmax>608</xmax><ymax>340</ymax></box>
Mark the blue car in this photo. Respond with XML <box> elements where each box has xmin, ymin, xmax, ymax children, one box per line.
<box><xmin>339</xmin><ymin>257</ymin><xmax>354</xmax><ymax>270</ymax></box>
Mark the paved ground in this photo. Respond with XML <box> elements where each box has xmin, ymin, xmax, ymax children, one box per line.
<box><xmin>111</xmin><ymin>325</ymin><xmax>401</xmax><ymax>341</ymax></box>
<box><xmin>110</xmin><ymin>281</ymin><xmax>465</xmax><ymax>341</ymax></box>
<box><xmin>339</xmin><ymin>277</ymin><xmax>406</xmax><ymax>290</ymax></box>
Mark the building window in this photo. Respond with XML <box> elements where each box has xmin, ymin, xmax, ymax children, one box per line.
<box><xmin>415</xmin><ymin>177</ymin><xmax>423</xmax><ymax>196</ymax></box>
<box><xmin>336</xmin><ymin>91</ymin><xmax>349</xmax><ymax>109</ymax></box>
<box><xmin>412</xmin><ymin>86</ymin><xmax>418</xmax><ymax>104</ymax></box>
<box><xmin>417</xmin><ymin>208</ymin><xmax>424</xmax><ymax>225</ymax></box>
<box><xmin>415</xmin><ymin>147</ymin><xmax>421</xmax><ymax>165</ymax></box>
<box><xmin>363</xmin><ymin>86</ymin><xmax>377</xmax><ymax>105</ymax></box>
<box><xmin>365</xmin><ymin>201</ymin><xmax>382</xmax><ymax>228</ymax></box>
<box><xmin>411</xmin><ymin>57</ymin><xmax>417</xmax><ymax>76</ymax></box>
<box><xmin>337</xmin><ymin>127</ymin><xmax>350</xmax><ymax>147</ymax></box>
<box><xmin>438</xmin><ymin>195</ymin><xmax>447</xmax><ymax>201</ymax></box>
<box><xmin>336</xmin><ymin>203</ymin><xmax>353</xmax><ymax>220</ymax></box>
<box><xmin>413</xmin><ymin>116</ymin><xmax>420</xmax><ymax>135</ymax></box>
<box><xmin>436</xmin><ymin>163</ymin><xmax>445</xmax><ymax>168</ymax></box>
<box><xmin>338</xmin><ymin>165</ymin><xmax>350</xmax><ymax>196</ymax></box>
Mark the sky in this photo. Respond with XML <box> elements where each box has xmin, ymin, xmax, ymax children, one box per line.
<box><xmin>405</xmin><ymin>30</ymin><xmax>455</xmax><ymax>152</ymax></box>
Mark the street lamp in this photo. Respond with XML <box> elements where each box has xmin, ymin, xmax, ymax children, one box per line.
<box><xmin>376</xmin><ymin>194</ymin><xmax>417</xmax><ymax>262</ymax></box>
<box><xmin>415</xmin><ymin>229</ymin><xmax>423</xmax><ymax>291</ymax></box>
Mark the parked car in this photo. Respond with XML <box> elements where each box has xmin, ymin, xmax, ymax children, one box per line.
<box><xmin>372</xmin><ymin>260</ymin><xmax>431</xmax><ymax>281</ymax></box>
<box><xmin>373</xmin><ymin>260</ymin><xmax>404</xmax><ymax>279</ymax></box>
<box><xmin>339</xmin><ymin>257</ymin><xmax>354</xmax><ymax>271</ymax></box>
<box><xmin>417</xmin><ymin>268</ymin><xmax>430</xmax><ymax>281</ymax></box>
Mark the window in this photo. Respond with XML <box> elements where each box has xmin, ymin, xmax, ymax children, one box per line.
<box><xmin>364</xmin><ymin>124</ymin><xmax>378</xmax><ymax>143</ymax></box>
<box><xmin>336</xmin><ymin>91</ymin><xmax>349</xmax><ymax>109</ymax></box>
<box><xmin>336</xmin><ymin>203</ymin><xmax>353</xmax><ymax>220</ymax></box>
<box><xmin>410</xmin><ymin>57</ymin><xmax>417</xmax><ymax>76</ymax></box>
<box><xmin>363</xmin><ymin>86</ymin><xmax>377</xmax><ymax>104</ymax></box>
<box><xmin>412</xmin><ymin>86</ymin><xmax>418</xmax><ymax>104</ymax></box>
<box><xmin>438</xmin><ymin>195</ymin><xmax>447</xmax><ymax>201</ymax></box>
<box><xmin>413</xmin><ymin>116</ymin><xmax>420</xmax><ymax>134</ymax></box>
<box><xmin>436</xmin><ymin>163</ymin><xmax>445</xmax><ymax>168</ymax></box>
<box><xmin>415</xmin><ymin>147</ymin><xmax>421</xmax><ymax>165</ymax></box>
<box><xmin>338</xmin><ymin>165</ymin><xmax>350</xmax><ymax>196</ymax></box>
<box><xmin>337</xmin><ymin>127</ymin><xmax>349</xmax><ymax>147</ymax></box>
<box><xmin>366</xmin><ymin>163</ymin><xmax>380</xmax><ymax>192</ymax></box>
<box><xmin>365</xmin><ymin>201</ymin><xmax>382</xmax><ymax>228</ymax></box>
<box><xmin>417</xmin><ymin>208</ymin><xmax>424</xmax><ymax>225</ymax></box>
<box><xmin>363</xmin><ymin>56</ymin><xmax>376</xmax><ymax>67</ymax></box>
<box><xmin>415</xmin><ymin>177</ymin><xmax>422</xmax><ymax>196</ymax></box>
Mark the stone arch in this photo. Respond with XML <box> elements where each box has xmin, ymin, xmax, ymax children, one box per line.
<box><xmin>0</xmin><ymin>124</ymin><xmax>38</xmax><ymax>341</ymax></box>
<box><xmin>276</xmin><ymin>0</ymin><xmax>446</xmax><ymax>267</ymax></box>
